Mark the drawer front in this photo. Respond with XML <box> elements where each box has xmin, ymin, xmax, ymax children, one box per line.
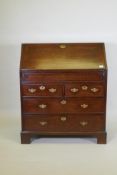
<box><xmin>22</xmin><ymin>98</ymin><xmax>105</xmax><ymax>114</ymax></box>
<box><xmin>21</xmin><ymin>71</ymin><xmax>105</xmax><ymax>83</ymax></box>
<box><xmin>22</xmin><ymin>84</ymin><xmax>63</xmax><ymax>97</ymax></box>
<box><xmin>23</xmin><ymin>114</ymin><xmax>105</xmax><ymax>132</ymax></box>
<box><xmin>65</xmin><ymin>82</ymin><xmax>104</xmax><ymax>97</ymax></box>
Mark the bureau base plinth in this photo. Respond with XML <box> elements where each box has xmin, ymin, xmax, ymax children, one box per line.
<box><xmin>21</xmin><ymin>131</ymin><xmax>107</xmax><ymax>144</ymax></box>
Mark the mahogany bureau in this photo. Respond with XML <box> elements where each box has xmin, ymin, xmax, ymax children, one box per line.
<box><xmin>20</xmin><ymin>43</ymin><xmax>107</xmax><ymax>144</ymax></box>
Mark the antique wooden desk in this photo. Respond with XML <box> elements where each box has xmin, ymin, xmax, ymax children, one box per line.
<box><xmin>20</xmin><ymin>43</ymin><xmax>107</xmax><ymax>144</ymax></box>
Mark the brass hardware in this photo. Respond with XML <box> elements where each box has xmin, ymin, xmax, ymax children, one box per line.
<box><xmin>99</xmin><ymin>64</ymin><xmax>104</xmax><ymax>68</ymax></box>
<box><xmin>59</xmin><ymin>44</ymin><xmax>66</xmax><ymax>49</ymax></box>
<box><xmin>38</xmin><ymin>104</ymin><xmax>47</xmax><ymax>109</ymax></box>
<box><xmin>60</xmin><ymin>116</ymin><xmax>67</xmax><ymax>121</ymax></box>
<box><xmin>28</xmin><ymin>88</ymin><xmax>36</xmax><ymax>93</ymax></box>
<box><xmin>39</xmin><ymin>85</ymin><xmax>46</xmax><ymax>91</ymax></box>
<box><xmin>91</xmin><ymin>88</ymin><xmax>99</xmax><ymax>93</ymax></box>
<box><xmin>60</xmin><ymin>100</ymin><xmax>67</xmax><ymax>104</ymax></box>
<box><xmin>81</xmin><ymin>104</ymin><xmax>88</xmax><ymax>109</ymax></box>
<box><xmin>70</xmin><ymin>88</ymin><xmax>79</xmax><ymax>93</ymax></box>
<box><xmin>80</xmin><ymin>121</ymin><xmax>88</xmax><ymax>126</ymax></box>
<box><xmin>49</xmin><ymin>88</ymin><xmax>56</xmax><ymax>93</ymax></box>
<box><xmin>40</xmin><ymin>121</ymin><xmax>47</xmax><ymax>126</ymax></box>
<box><xmin>82</xmin><ymin>85</ymin><xmax>88</xmax><ymax>91</ymax></box>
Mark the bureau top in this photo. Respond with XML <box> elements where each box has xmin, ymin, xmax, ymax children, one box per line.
<box><xmin>20</xmin><ymin>43</ymin><xmax>107</xmax><ymax>70</ymax></box>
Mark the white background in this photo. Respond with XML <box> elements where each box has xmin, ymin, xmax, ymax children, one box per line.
<box><xmin>0</xmin><ymin>0</ymin><xmax>117</xmax><ymax>117</ymax></box>
<box><xmin>1</xmin><ymin>1</ymin><xmax>117</xmax><ymax>175</ymax></box>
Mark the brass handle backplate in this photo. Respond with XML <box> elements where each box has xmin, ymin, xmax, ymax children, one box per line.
<box><xmin>38</xmin><ymin>104</ymin><xmax>47</xmax><ymax>109</ymax></box>
<box><xmin>91</xmin><ymin>88</ymin><xmax>99</xmax><ymax>93</ymax></box>
<box><xmin>40</xmin><ymin>121</ymin><xmax>47</xmax><ymax>126</ymax></box>
<box><xmin>81</xmin><ymin>104</ymin><xmax>88</xmax><ymax>109</ymax></box>
<box><xmin>49</xmin><ymin>88</ymin><xmax>56</xmax><ymax>93</ymax></box>
<box><xmin>82</xmin><ymin>85</ymin><xmax>88</xmax><ymax>91</ymax></box>
<box><xmin>60</xmin><ymin>116</ymin><xmax>67</xmax><ymax>122</ymax></box>
<box><xmin>60</xmin><ymin>100</ymin><xmax>67</xmax><ymax>104</ymax></box>
<box><xmin>70</xmin><ymin>88</ymin><xmax>79</xmax><ymax>93</ymax></box>
<box><xmin>28</xmin><ymin>88</ymin><xmax>36</xmax><ymax>93</ymax></box>
<box><xmin>39</xmin><ymin>86</ymin><xmax>46</xmax><ymax>91</ymax></box>
<box><xmin>80</xmin><ymin>121</ymin><xmax>88</xmax><ymax>126</ymax></box>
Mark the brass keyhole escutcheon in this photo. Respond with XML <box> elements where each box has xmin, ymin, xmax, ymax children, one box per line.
<box><xmin>59</xmin><ymin>44</ymin><xmax>66</xmax><ymax>49</ymax></box>
<box><xmin>39</xmin><ymin>86</ymin><xmax>46</xmax><ymax>91</ymax></box>
<box><xmin>82</xmin><ymin>85</ymin><xmax>88</xmax><ymax>91</ymax></box>
<box><xmin>80</xmin><ymin>121</ymin><xmax>88</xmax><ymax>127</ymax></box>
<box><xmin>60</xmin><ymin>116</ymin><xmax>67</xmax><ymax>122</ymax></box>
<box><xmin>38</xmin><ymin>104</ymin><xmax>47</xmax><ymax>109</ymax></box>
<box><xmin>60</xmin><ymin>100</ymin><xmax>67</xmax><ymax>105</ymax></box>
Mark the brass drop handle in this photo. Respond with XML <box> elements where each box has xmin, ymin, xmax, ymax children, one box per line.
<box><xmin>70</xmin><ymin>88</ymin><xmax>79</xmax><ymax>93</ymax></box>
<box><xmin>82</xmin><ymin>85</ymin><xmax>88</xmax><ymax>90</ymax></box>
<box><xmin>28</xmin><ymin>88</ymin><xmax>36</xmax><ymax>93</ymax></box>
<box><xmin>80</xmin><ymin>121</ymin><xmax>88</xmax><ymax>126</ymax></box>
<box><xmin>39</xmin><ymin>85</ymin><xmax>46</xmax><ymax>91</ymax></box>
<box><xmin>49</xmin><ymin>88</ymin><xmax>56</xmax><ymax>93</ymax></box>
<box><xmin>91</xmin><ymin>88</ymin><xmax>99</xmax><ymax>93</ymax></box>
<box><xmin>60</xmin><ymin>100</ymin><xmax>67</xmax><ymax>104</ymax></box>
<box><xmin>60</xmin><ymin>116</ymin><xmax>67</xmax><ymax>122</ymax></box>
<box><xmin>38</xmin><ymin>104</ymin><xmax>47</xmax><ymax>109</ymax></box>
<box><xmin>81</xmin><ymin>104</ymin><xmax>88</xmax><ymax>109</ymax></box>
<box><xmin>40</xmin><ymin>121</ymin><xmax>47</xmax><ymax>126</ymax></box>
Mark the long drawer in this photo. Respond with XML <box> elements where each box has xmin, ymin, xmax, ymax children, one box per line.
<box><xmin>22</xmin><ymin>97</ymin><xmax>105</xmax><ymax>114</ymax></box>
<box><xmin>23</xmin><ymin>114</ymin><xmax>105</xmax><ymax>132</ymax></box>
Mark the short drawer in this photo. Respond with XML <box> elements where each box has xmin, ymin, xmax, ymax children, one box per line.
<box><xmin>23</xmin><ymin>114</ymin><xmax>105</xmax><ymax>132</ymax></box>
<box><xmin>21</xmin><ymin>71</ymin><xmax>105</xmax><ymax>83</ymax></box>
<box><xmin>22</xmin><ymin>97</ymin><xmax>105</xmax><ymax>114</ymax></box>
<box><xmin>65</xmin><ymin>82</ymin><xmax>105</xmax><ymax>97</ymax></box>
<box><xmin>21</xmin><ymin>84</ymin><xmax>63</xmax><ymax>97</ymax></box>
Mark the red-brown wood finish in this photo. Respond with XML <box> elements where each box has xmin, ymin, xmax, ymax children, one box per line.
<box><xmin>22</xmin><ymin>97</ymin><xmax>105</xmax><ymax>114</ymax></box>
<box><xmin>22</xmin><ymin>84</ymin><xmax>63</xmax><ymax>97</ymax></box>
<box><xmin>23</xmin><ymin>114</ymin><xmax>105</xmax><ymax>132</ymax></box>
<box><xmin>20</xmin><ymin>43</ymin><xmax>107</xmax><ymax>144</ymax></box>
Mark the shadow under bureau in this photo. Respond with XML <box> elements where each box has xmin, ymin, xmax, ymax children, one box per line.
<box><xmin>20</xmin><ymin>43</ymin><xmax>107</xmax><ymax>144</ymax></box>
